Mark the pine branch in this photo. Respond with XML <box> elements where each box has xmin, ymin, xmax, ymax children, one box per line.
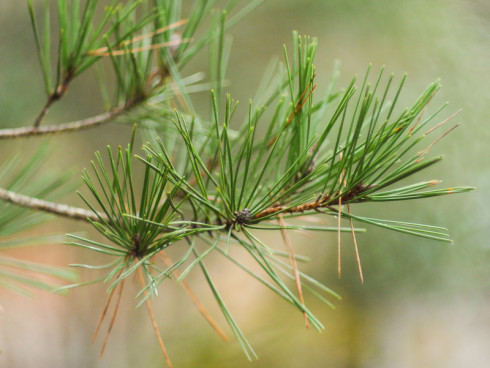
<box><xmin>0</xmin><ymin>187</ymin><xmax>101</xmax><ymax>222</ymax></box>
<box><xmin>3</xmin><ymin>0</ymin><xmax>475</xmax><ymax>363</ymax></box>
<box><xmin>0</xmin><ymin>106</ymin><xmax>125</xmax><ymax>139</ymax></box>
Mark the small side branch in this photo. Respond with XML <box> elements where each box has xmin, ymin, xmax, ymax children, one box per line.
<box><xmin>0</xmin><ymin>107</ymin><xmax>125</xmax><ymax>139</ymax></box>
<box><xmin>252</xmin><ymin>184</ymin><xmax>373</xmax><ymax>222</ymax></box>
<box><xmin>253</xmin><ymin>198</ymin><xmax>329</xmax><ymax>221</ymax></box>
<box><xmin>0</xmin><ymin>187</ymin><xmax>101</xmax><ymax>222</ymax></box>
<box><xmin>33</xmin><ymin>96</ymin><xmax>57</xmax><ymax>129</ymax></box>
<box><xmin>33</xmin><ymin>74</ymin><xmax>73</xmax><ymax>128</ymax></box>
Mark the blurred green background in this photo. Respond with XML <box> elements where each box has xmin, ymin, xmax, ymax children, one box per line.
<box><xmin>0</xmin><ymin>0</ymin><xmax>489</xmax><ymax>367</ymax></box>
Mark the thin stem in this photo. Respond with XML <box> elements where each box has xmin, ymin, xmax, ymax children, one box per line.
<box><xmin>33</xmin><ymin>74</ymin><xmax>73</xmax><ymax>128</ymax></box>
<box><xmin>33</xmin><ymin>96</ymin><xmax>56</xmax><ymax>128</ymax></box>
<box><xmin>1</xmin><ymin>106</ymin><xmax>126</xmax><ymax>139</ymax></box>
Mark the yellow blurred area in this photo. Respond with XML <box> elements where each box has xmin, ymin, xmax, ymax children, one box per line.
<box><xmin>0</xmin><ymin>1</ymin><xmax>489</xmax><ymax>367</ymax></box>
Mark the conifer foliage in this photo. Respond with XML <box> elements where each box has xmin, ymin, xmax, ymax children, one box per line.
<box><xmin>0</xmin><ymin>1</ymin><xmax>474</xmax><ymax>365</ymax></box>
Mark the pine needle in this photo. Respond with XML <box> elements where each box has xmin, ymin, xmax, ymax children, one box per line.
<box><xmin>408</xmin><ymin>88</ymin><xmax>438</xmax><ymax>136</ymax></box>
<box><xmin>337</xmin><ymin>197</ymin><xmax>342</xmax><ymax>279</ymax></box>
<box><xmin>87</xmin><ymin>19</ymin><xmax>188</xmax><ymax>56</ymax></box>
<box><xmin>278</xmin><ymin>214</ymin><xmax>309</xmax><ymax>328</ymax></box>
<box><xmin>137</xmin><ymin>267</ymin><xmax>173</xmax><ymax>368</ymax></box>
<box><xmin>337</xmin><ymin>153</ymin><xmax>345</xmax><ymax>279</ymax></box>
<box><xmin>99</xmin><ymin>277</ymin><xmax>125</xmax><ymax>358</ymax></box>
<box><xmin>424</xmin><ymin>109</ymin><xmax>461</xmax><ymax>135</ymax></box>
<box><xmin>88</xmin><ymin>38</ymin><xmax>190</xmax><ymax>57</ymax></box>
<box><xmin>348</xmin><ymin>204</ymin><xmax>363</xmax><ymax>283</ymax></box>
<box><xmin>418</xmin><ymin>124</ymin><xmax>460</xmax><ymax>157</ymax></box>
<box><xmin>159</xmin><ymin>251</ymin><xmax>229</xmax><ymax>341</ymax></box>
<box><xmin>92</xmin><ymin>268</ymin><xmax>125</xmax><ymax>344</ymax></box>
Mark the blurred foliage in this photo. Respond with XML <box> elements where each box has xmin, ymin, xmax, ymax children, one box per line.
<box><xmin>0</xmin><ymin>144</ymin><xmax>77</xmax><ymax>296</ymax></box>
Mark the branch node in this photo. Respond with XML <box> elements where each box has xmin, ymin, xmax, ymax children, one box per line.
<box><xmin>234</xmin><ymin>208</ymin><xmax>252</xmax><ymax>225</ymax></box>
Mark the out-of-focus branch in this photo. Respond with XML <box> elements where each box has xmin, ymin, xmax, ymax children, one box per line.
<box><xmin>0</xmin><ymin>106</ymin><xmax>126</xmax><ymax>139</ymax></box>
<box><xmin>0</xmin><ymin>187</ymin><xmax>103</xmax><ymax>222</ymax></box>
